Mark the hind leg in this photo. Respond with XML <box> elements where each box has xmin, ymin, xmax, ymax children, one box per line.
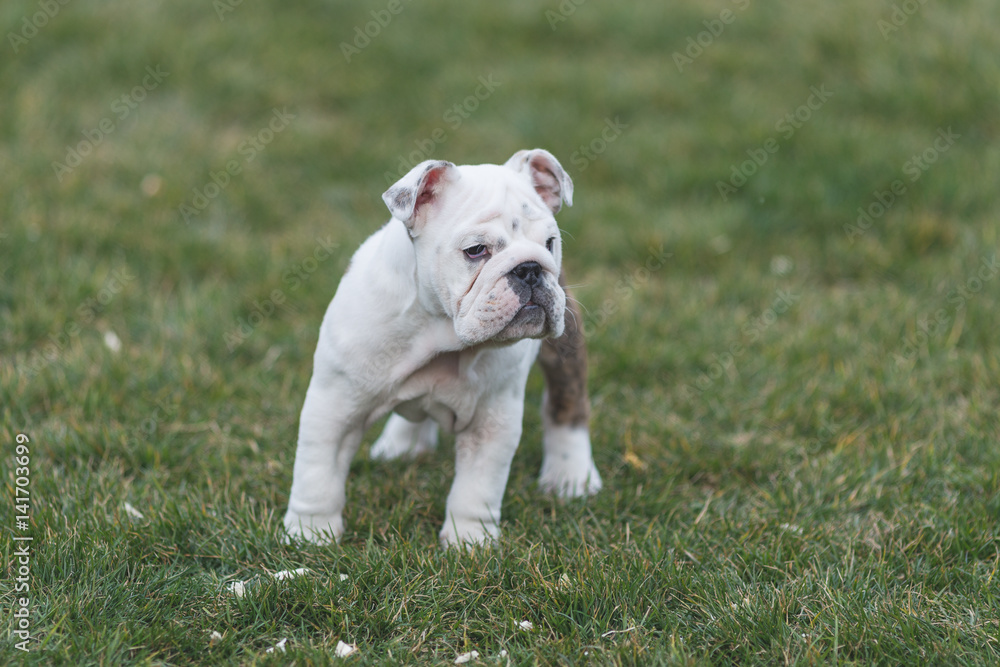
<box><xmin>536</xmin><ymin>272</ymin><xmax>602</xmax><ymax>497</ymax></box>
<box><xmin>370</xmin><ymin>413</ymin><xmax>439</xmax><ymax>461</ymax></box>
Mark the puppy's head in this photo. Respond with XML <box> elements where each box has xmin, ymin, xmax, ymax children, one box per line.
<box><xmin>383</xmin><ymin>149</ymin><xmax>573</xmax><ymax>346</ymax></box>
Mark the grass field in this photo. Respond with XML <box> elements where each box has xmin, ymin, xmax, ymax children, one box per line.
<box><xmin>2</xmin><ymin>0</ymin><xmax>1000</xmax><ymax>663</ymax></box>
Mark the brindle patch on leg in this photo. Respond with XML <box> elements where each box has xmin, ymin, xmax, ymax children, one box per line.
<box><xmin>538</xmin><ymin>270</ymin><xmax>590</xmax><ymax>428</ymax></box>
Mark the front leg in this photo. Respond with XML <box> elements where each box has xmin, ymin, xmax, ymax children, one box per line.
<box><xmin>440</xmin><ymin>400</ymin><xmax>524</xmax><ymax>547</ymax></box>
<box><xmin>283</xmin><ymin>376</ymin><xmax>364</xmax><ymax>544</ymax></box>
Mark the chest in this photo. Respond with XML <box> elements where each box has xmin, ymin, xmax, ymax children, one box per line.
<box><xmin>388</xmin><ymin>340</ymin><xmax>538</xmax><ymax>432</ymax></box>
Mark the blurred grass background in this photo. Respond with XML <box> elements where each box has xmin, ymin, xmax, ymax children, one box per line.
<box><xmin>2</xmin><ymin>0</ymin><xmax>999</xmax><ymax>664</ymax></box>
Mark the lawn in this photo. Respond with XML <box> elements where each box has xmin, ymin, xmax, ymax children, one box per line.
<box><xmin>2</xmin><ymin>0</ymin><xmax>999</xmax><ymax>664</ymax></box>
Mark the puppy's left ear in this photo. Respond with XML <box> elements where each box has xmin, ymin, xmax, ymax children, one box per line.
<box><xmin>505</xmin><ymin>148</ymin><xmax>574</xmax><ymax>214</ymax></box>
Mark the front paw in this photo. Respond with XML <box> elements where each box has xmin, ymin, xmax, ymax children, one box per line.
<box><xmin>283</xmin><ymin>509</ymin><xmax>344</xmax><ymax>545</ymax></box>
<box><xmin>439</xmin><ymin>517</ymin><xmax>500</xmax><ymax>548</ymax></box>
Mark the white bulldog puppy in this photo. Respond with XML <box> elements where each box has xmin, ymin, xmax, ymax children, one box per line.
<box><xmin>283</xmin><ymin>149</ymin><xmax>601</xmax><ymax>547</ymax></box>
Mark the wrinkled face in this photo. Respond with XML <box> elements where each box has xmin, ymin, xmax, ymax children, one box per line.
<box><xmin>414</xmin><ymin>165</ymin><xmax>566</xmax><ymax>346</ymax></box>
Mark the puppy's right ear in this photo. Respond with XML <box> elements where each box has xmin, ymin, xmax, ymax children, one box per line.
<box><xmin>382</xmin><ymin>160</ymin><xmax>458</xmax><ymax>236</ymax></box>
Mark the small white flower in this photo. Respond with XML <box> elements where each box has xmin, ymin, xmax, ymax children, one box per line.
<box><xmin>518</xmin><ymin>620</ymin><xmax>534</xmax><ymax>631</ymax></box>
<box><xmin>226</xmin><ymin>581</ymin><xmax>246</xmax><ymax>598</ymax></box>
<box><xmin>273</xmin><ymin>567</ymin><xmax>311</xmax><ymax>581</ymax></box>
<box><xmin>499</xmin><ymin>650</ymin><xmax>508</xmax><ymax>657</ymax></box>
<box><xmin>339</xmin><ymin>573</ymin><xmax>350</xmax><ymax>582</ymax></box>
<box><xmin>122</xmin><ymin>502</ymin><xmax>144</xmax><ymax>520</ymax></box>
<box><xmin>455</xmin><ymin>650</ymin><xmax>479</xmax><ymax>664</ymax></box>
<box><xmin>335</xmin><ymin>640</ymin><xmax>358</xmax><ymax>658</ymax></box>
<box><xmin>103</xmin><ymin>330</ymin><xmax>122</xmax><ymax>353</ymax></box>
<box><xmin>266</xmin><ymin>638</ymin><xmax>287</xmax><ymax>654</ymax></box>
<box><xmin>209</xmin><ymin>631</ymin><xmax>223</xmax><ymax>645</ymax></box>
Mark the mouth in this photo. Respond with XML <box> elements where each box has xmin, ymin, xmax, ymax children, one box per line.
<box><xmin>456</xmin><ymin>266</ymin><xmax>566</xmax><ymax>345</ymax></box>
<box><xmin>505</xmin><ymin>300</ymin><xmax>548</xmax><ymax>333</ymax></box>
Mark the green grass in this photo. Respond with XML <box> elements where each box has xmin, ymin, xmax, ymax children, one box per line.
<box><xmin>2</xmin><ymin>0</ymin><xmax>1000</xmax><ymax>663</ymax></box>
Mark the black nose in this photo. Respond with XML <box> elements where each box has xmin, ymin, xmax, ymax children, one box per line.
<box><xmin>511</xmin><ymin>261</ymin><xmax>542</xmax><ymax>286</ymax></box>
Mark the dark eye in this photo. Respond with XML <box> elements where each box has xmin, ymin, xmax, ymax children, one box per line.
<box><xmin>464</xmin><ymin>244</ymin><xmax>489</xmax><ymax>259</ymax></box>
<box><xmin>546</xmin><ymin>237</ymin><xmax>556</xmax><ymax>253</ymax></box>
